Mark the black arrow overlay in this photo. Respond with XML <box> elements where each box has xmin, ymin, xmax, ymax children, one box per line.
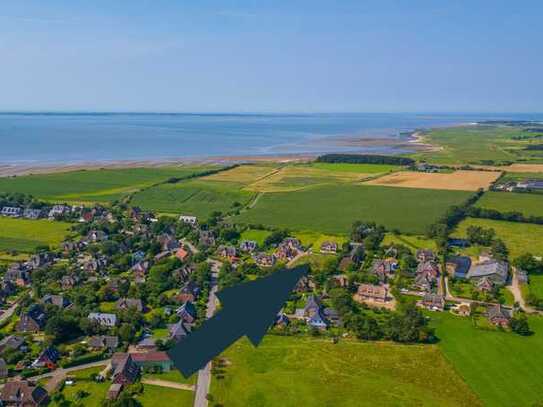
<box><xmin>167</xmin><ymin>265</ymin><xmax>308</xmax><ymax>377</ymax></box>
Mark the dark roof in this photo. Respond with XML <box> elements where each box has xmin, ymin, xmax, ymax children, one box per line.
<box><xmin>88</xmin><ymin>335</ymin><xmax>119</xmax><ymax>349</ymax></box>
<box><xmin>42</xmin><ymin>294</ymin><xmax>71</xmax><ymax>308</ymax></box>
<box><xmin>130</xmin><ymin>351</ymin><xmax>171</xmax><ymax>363</ymax></box>
<box><xmin>1</xmin><ymin>381</ymin><xmax>49</xmax><ymax>406</ymax></box>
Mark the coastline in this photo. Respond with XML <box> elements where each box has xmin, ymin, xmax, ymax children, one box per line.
<box><xmin>0</xmin><ymin>131</ymin><xmax>437</xmax><ymax>178</ymax></box>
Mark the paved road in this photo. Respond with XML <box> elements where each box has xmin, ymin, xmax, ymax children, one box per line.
<box><xmin>193</xmin><ymin>269</ymin><xmax>219</xmax><ymax>407</ymax></box>
<box><xmin>30</xmin><ymin>359</ymin><xmax>111</xmax><ymax>381</ymax></box>
<box><xmin>0</xmin><ymin>301</ymin><xmax>19</xmax><ymax>324</ymax></box>
<box><xmin>508</xmin><ymin>267</ymin><xmax>541</xmax><ymax>314</ymax></box>
<box><xmin>142</xmin><ymin>378</ymin><xmax>195</xmax><ymax>391</ymax></box>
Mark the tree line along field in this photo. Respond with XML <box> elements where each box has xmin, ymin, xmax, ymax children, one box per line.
<box><xmin>454</xmin><ymin>218</ymin><xmax>543</xmax><ymax>258</ymax></box>
<box><xmin>432</xmin><ymin>312</ymin><xmax>543</xmax><ymax>407</ymax></box>
<box><xmin>0</xmin><ymin>217</ymin><xmax>72</xmax><ymax>252</ymax></box>
<box><xmin>475</xmin><ymin>191</ymin><xmax>543</xmax><ymax>217</ymax></box>
<box><xmin>0</xmin><ymin>166</ymin><xmax>218</xmax><ymax>204</ymax></box>
<box><xmin>210</xmin><ymin>336</ymin><xmax>481</xmax><ymax>407</ymax></box>
<box><xmin>233</xmin><ymin>184</ymin><xmax>473</xmax><ymax>235</ymax></box>
<box><xmin>309</xmin><ymin>162</ymin><xmax>402</xmax><ymax>173</ymax></box>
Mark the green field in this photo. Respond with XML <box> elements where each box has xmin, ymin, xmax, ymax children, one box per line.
<box><xmin>382</xmin><ymin>233</ymin><xmax>438</xmax><ymax>251</ymax></box>
<box><xmin>234</xmin><ymin>184</ymin><xmax>472</xmax><ymax>235</ymax></box>
<box><xmin>0</xmin><ymin>217</ymin><xmax>72</xmax><ymax>252</ymax></box>
<box><xmin>131</xmin><ymin>179</ymin><xmax>255</xmax><ymax>219</ymax></box>
<box><xmin>136</xmin><ymin>384</ymin><xmax>194</xmax><ymax>407</ymax></box>
<box><xmin>413</xmin><ymin>126</ymin><xmax>537</xmax><ymax>165</ymax></box>
<box><xmin>0</xmin><ymin>166</ymin><xmax>216</xmax><ymax>203</ymax></box>
<box><xmin>210</xmin><ymin>336</ymin><xmax>481</xmax><ymax>407</ymax></box>
<box><xmin>454</xmin><ymin>218</ymin><xmax>543</xmax><ymax>258</ymax></box>
<box><xmin>432</xmin><ymin>312</ymin><xmax>543</xmax><ymax>407</ymax></box>
<box><xmin>60</xmin><ymin>367</ymin><xmax>109</xmax><ymax>407</ymax></box>
<box><xmin>240</xmin><ymin>229</ymin><xmax>273</xmax><ymax>246</ymax></box>
<box><xmin>309</xmin><ymin>162</ymin><xmax>402</xmax><ymax>173</ymax></box>
<box><xmin>476</xmin><ymin>191</ymin><xmax>543</xmax><ymax>217</ymax></box>
<box><xmin>524</xmin><ymin>274</ymin><xmax>543</xmax><ymax>301</ymax></box>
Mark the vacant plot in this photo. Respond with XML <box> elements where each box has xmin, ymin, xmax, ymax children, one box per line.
<box><xmin>365</xmin><ymin>170</ymin><xmax>500</xmax><ymax>191</ymax></box>
<box><xmin>454</xmin><ymin>218</ymin><xmax>543</xmax><ymax>258</ymax></box>
<box><xmin>0</xmin><ymin>166</ymin><xmax>217</xmax><ymax>203</ymax></box>
<box><xmin>0</xmin><ymin>217</ymin><xmax>72</xmax><ymax>252</ymax></box>
<box><xmin>234</xmin><ymin>184</ymin><xmax>472</xmax><ymax>235</ymax></box>
<box><xmin>131</xmin><ymin>179</ymin><xmax>254</xmax><ymax>219</ymax></box>
<box><xmin>476</xmin><ymin>191</ymin><xmax>543</xmax><ymax>217</ymax></box>
<box><xmin>203</xmin><ymin>164</ymin><xmax>278</xmax><ymax>184</ymax></box>
<box><xmin>211</xmin><ymin>336</ymin><xmax>480</xmax><ymax>407</ymax></box>
<box><xmin>291</xmin><ymin>231</ymin><xmax>347</xmax><ymax>249</ymax></box>
<box><xmin>239</xmin><ymin>229</ymin><xmax>273</xmax><ymax>246</ymax></box>
<box><xmin>432</xmin><ymin>312</ymin><xmax>543</xmax><ymax>407</ymax></box>
<box><xmin>310</xmin><ymin>162</ymin><xmax>401</xmax><ymax>173</ymax></box>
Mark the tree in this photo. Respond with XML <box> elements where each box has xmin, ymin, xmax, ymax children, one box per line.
<box><xmin>511</xmin><ymin>313</ymin><xmax>531</xmax><ymax>336</ymax></box>
<box><xmin>514</xmin><ymin>253</ymin><xmax>543</xmax><ymax>274</ymax></box>
<box><xmin>387</xmin><ymin>303</ymin><xmax>434</xmax><ymax>343</ymax></box>
<box><xmin>45</xmin><ymin>313</ymin><xmax>83</xmax><ymax>344</ymax></box>
<box><xmin>491</xmin><ymin>239</ymin><xmax>508</xmax><ymax>261</ymax></box>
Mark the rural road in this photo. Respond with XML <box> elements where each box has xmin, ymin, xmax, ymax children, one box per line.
<box><xmin>142</xmin><ymin>378</ymin><xmax>195</xmax><ymax>391</ymax></box>
<box><xmin>193</xmin><ymin>267</ymin><xmax>219</xmax><ymax>407</ymax></box>
<box><xmin>508</xmin><ymin>268</ymin><xmax>541</xmax><ymax>314</ymax></box>
<box><xmin>0</xmin><ymin>301</ymin><xmax>19</xmax><ymax>324</ymax></box>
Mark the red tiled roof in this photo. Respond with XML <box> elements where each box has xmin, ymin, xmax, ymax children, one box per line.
<box><xmin>130</xmin><ymin>351</ymin><xmax>170</xmax><ymax>362</ymax></box>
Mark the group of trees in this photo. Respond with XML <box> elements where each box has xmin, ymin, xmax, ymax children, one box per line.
<box><xmin>468</xmin><ymin>206</ymin><xmax>543</xmax><ymax>225</ymax></box>
<box><xmin>316</xmin><ymin>153</ymin><xmax>415</xmax><ymax>166</ymax></box>
<box><xmin>465</xmin><ymin>225</ymin><xmax>508</xmax><ymax>260</ymax></box>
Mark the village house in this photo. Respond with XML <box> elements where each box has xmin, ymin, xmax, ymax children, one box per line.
<box><xmin>175</xmin><ymin>247</ymin><xmax>190</xmax><ymax>262</ymax></box>
<box><xmin>199</xmin><ymin>230</ymin><xmax>216</xmax><ymax>246</ymax></box>
<box><xmin>42</xmin><ymin>294</ymin><xmax>72</xmax><ymax>309</ymax></box>
<box><xmin>130</xmin><ymin>351</ymin><xmax>174</xmax><ymax>372</ymax></box>
<box><xmin>23</xmin><ymin>208</ymin><xmax>43</xmax><ymax>220</ymax></box>
<box><xmin>136</xmin><ymin>337</ymin><xmax>157</xmax><ymax>351</ymax></box>
<box><xmin>1</xmin><ymin>207</ymin><xmax>22</xmax><ymax>217</ymax></box>
<box><xmin>176</xmin><ymin>281</ymin><xmax>200</xmax><ymax>303</ymax></box>
<box><xmin>86</xmin><ymin>230</ymin><xmax>109</xmax><ymax>243</ymax></box>
<box><xmin>414</xmin><ymin>261</ymin><xmax>440</xmax><ymax>291</ymax></box>
<box><xmin>446</xmin><ymin>256</ymin><xmax>472</xmax><ymax>279</ymax></box>
<box><xmin>275</xmin><ymin>312</ymin><xmax>290</xmax><ymax>328</ymax></box>
<box><xmin>371</xmin><ymin>259</ymin><xmax>398</xmax><ymax>282</ymax></box>
<box><xmin>179</xmin><ymin>215</ymin><xmax>198</xmax><ymax>226</ymax></box>
<box><xmin>116</xmin><ymin>298</ymin><xmax>144</xmax><ymax>313</ymax></box>
<box><xmin>158</xmin><ymin>234</ymin><xmax>179</xmax><ymax>251</ymax></box>
<box><xmin>217</xmin><ymin>245</ymin><xmax>238</xmax><ymax>262</ymax></box>
<box><xmin>467</xmin><ymin>259</ymin><xmax>509</xmax><ymax>291</ymax></box>
<box><xmin>168</xmin><ymin>320</ymin><xmax>190</xmax><ymax>341</ymax></box>
<box><xmin>48</xmin><ymin>204</ymin><xmax>69</xmax><ymax>219</ymax></box>
<box><xmin>240</xmin><ymin>240</ymin><xmax>258</xmax><ymax>253</ymax></box>
<box><xmin>111</xmin><ymin>353</ymin><xmax>140</xmax><ymax>385</ymax></box>
<box><xmin>61</xmin><ymin>275</ymin><xmax>78</xmax><ymax>290</ymax></box>
<box><xmin>517</xmin><ymin>269</ymin><xmax>529</xmax><ymax>284</ymax></box>
<box><xmin>452</xmin><ymin>302</ymin><xmax>471</xmax><ymax>317</ymax></box>
<box><xmin>416</xmin><ymin>249</ymin><xmax>435</xmax><ymax>263</ymax></box>
<box><xmin>308</xmin><ymin>309</ymin><xmax>329</xmax><ymax>330</ymax></box>
<box><xmin>4</xmin><ymin>264</ymin><xmax>31</xmax><ymax>287</ymax></box>
<box><xmin>28</xmin><ymin>252</ymin><xmax>55</xmax><ymax>270</ymax></box>
<box><xmin>17</xmin><ymin>305</ymin><xmax>47</xmax><ymax>333</ymax></box>
<box><xmin>323</xmin><ymin>308</ymin><xmax>342</xmax><ymax>327</ymax></box>
<box><xmin>88</xmin><ymin>312</ymin><xmax>117</xmax><ymax>328</ymax></box>
<box><xmin>176</xmin><ymin>301</ymin><xmax>197</xmax><ymax>324</ymax></box>
<box><xmin>31</xmin><ymin>347</ymin><xmax>60</xmax><ymax>369</ymax></box>
<box><xmin>0</xmin><ymin>380</ymin><xmax>49</xmax><ymax>406</ymax></box>
<box><xmin>320</xmin><ymin>241</ymin><xmax>338</xmax><ymax>254</ymax></box>
<box><xmin>419</xmin><ymin>293</ymin><xmax>445</xmax><ymax>311</ymax></box>
<box><xmin>274</xmin><ymin>245</ymin><xmax>298</xmax><ymax>262</ymax></box>
<box><xmin>282</xmin><ymin>237</ymin><xmax>302</xmax><ymax>250</ymax></box>
<box><xmin>0</xmin><ymin>335</ymin><xmax>25</xmax><ymax>354</ymax></box>
<box><xmin>88</xmin><ymin>335</ymin><xmax>119</xmax><ymax>351</ymax></box>
<box><xmin>330</xmin><ymin>274</ymin><xmax>349</xmax><ymax>288</ymax></box>
<box><xmin>487</xmin><ymin>304</ymin><xmax>513</xmax><ymax>327</ymax></box>
<box><xmin>354</xmin><ymin>284</ymin><xmax>388</xmax><ymax>303</ymax></box>
<box><xmin>295</xmin><ymin>275</ymin><xmax>316</xmax><ymax>293</ymax></box>
<box><xmin>296</xmin><ymin>295</ymin><xmax>322</xmax><ymax>319</ymax></box>
<box><xmin>254</xmin><ymin>253</ymin><xmax>276</xmax><ymax>268</ymax></box>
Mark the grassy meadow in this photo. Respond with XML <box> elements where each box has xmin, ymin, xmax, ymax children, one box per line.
<box><xmin>131</xmin><ymin>179</ymin><xmax>255</xmax><ymax>219</ymax></box>
<box><xmin>234</xmin><ymin>184</ymin><xmax>472</xmax><ymax>235</ymax></box>
<box><xmin>0</xmin><ymin>217</ymin><xmax>72</xmax><ymax>252</ymax></box>
<box><xmin>454</xmin><ymin>218</ymin><xmax>543</xmax><ymax>258</ymax></box>
<box><xmin>412</xmin><ymin>125</ymin><xmax>537</xmax><ymax>165</ymax></box>
<box><xmin>382</xmin><ymin>233</ymin><xmax>438</xmax><ymax>252</ymax></box>
<box><xmin>309</xmin><ymin>162</ymin><xmax>402</xmax><ymax>173</ymax></box>
<box><xmin>475</xmin><ymin>191</ymin><xmax>543</xmax><ymax>217</ymax></box>
<box><xmin>136</xmin><ymin>384</ymin><xmax>194</xmax><ymax>407</ymax></box>
<box><xmin>210</xmin><ymin>336</ymin><xmax>481</xmax><ymax>407</ymax></box>
<box><xmin>0</xmin><ymin>166</ymin><xmax>217</xmax><ymax>204</ymax></box>
<box><xmin>432</xmin><ymin>312</ymin><xmax>543</xmax><ymax>407</ymax></box>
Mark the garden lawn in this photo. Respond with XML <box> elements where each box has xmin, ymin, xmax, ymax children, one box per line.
<box><xmin>454</xmin><ymin>218</ymin><xmax>543</xmax><ymax>258</ymax></box>
<box><xmin>475</xmin><ymin>191</ymin><xmax>543</xmax><ymax>217</ymax></box>
<box><xmin>136</xmin><ymin>384</ymin><xmax>194</xmax><ymax>407</ymax></box>
<box><xmin>210</xmin><ymin>336</ymin><xmax>481</xmax><ymax>407</ymax></box>
<box><xmin>0</xmin><ymin>166</ymin><xmax>216</xmax><ymax>203</ymax></box>
<box><xmin>234</xmin><ymin>184</ymin><xmax>472</xmax><ymax>235</ymax></box>
<box><xmin>60</xmin><ymin>367</ymin><xmax>109</xmax><ymax>407</ymax></box>
<box><xmin>0</xmin><ymin>217</ymin><xmax>72</xmax><ymax>252</ymax></box>
<box><xmin>525</xmin><ymin>274</ymin><xmax>543</xmax><ymax>300</ymax></box>
<box><xmin>131</xmin><ymin>179</ymin><xmax>254</xmax><ymax>219</ymax></box>
<box><xmin>432</xmin><ymin>312</ymin><xmax>543</xmax><ymax>407</ymax></box>
<box><xmin>382</xmin><ymin>233</ymin><xmax>438</xmax><ymax>252</ymax></box>
<box><xmin>240</xmin><ymin>229</ymin><xmax>272</xmax><ymax>246</ymax></box>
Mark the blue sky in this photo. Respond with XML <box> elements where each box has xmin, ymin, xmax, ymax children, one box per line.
<box><xmin>1</xmin><ymin>1</ymin><xmax>542</xmax><ymax>112</ymax></box>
